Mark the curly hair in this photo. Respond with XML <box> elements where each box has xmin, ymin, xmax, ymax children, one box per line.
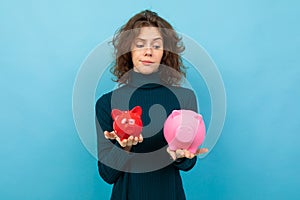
<box><xmin>111</xmin><ymin>10</ymin><xmax>186</xmax><ymax>85</ymax></box>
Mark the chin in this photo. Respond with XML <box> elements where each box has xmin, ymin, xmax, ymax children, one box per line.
<box><xmin>135</xmin><ymin>66</ymin><xmax>159</xmax><ymax>75</ymax></box>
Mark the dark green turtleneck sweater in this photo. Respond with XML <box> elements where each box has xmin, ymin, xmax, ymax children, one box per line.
<box><xmin>95</xmin><ymin>70</ymin><xmax>198</xmax><ymax>200</ymax></box>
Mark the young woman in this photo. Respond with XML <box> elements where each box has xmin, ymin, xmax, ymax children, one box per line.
<box><xmin>95</xmin><ymin>10</ymin><xmax>208</xmax><ymax>200</ymax></box>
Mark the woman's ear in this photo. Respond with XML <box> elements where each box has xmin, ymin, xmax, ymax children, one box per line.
<box><xmin>131</xmin><ymin>106</ymin><xmax>142</xmax><ymax>116</ymax></box>
<box><xmin>111</xmin><ymin>109</ymin><xmax>122</xmax><ymax>120</ymax></box>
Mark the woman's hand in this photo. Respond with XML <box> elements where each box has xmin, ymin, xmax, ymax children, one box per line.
<box><xmin>104</xmin><ymin>131</ymin><xmax>143</xmax><ymax>151</ymax></box>
<box><xmin>167</xmin><ymin>147</ymin><xmax>208</xmax><ymax>161</ymax></box>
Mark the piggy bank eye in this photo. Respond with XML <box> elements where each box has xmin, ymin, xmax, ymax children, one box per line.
<box><xmin>121</xmin><ymin>118</ymin><xmax>127</xmax><ymax>124</ymax></box>
<box><xmin>128</xmin><ymin>119</ymin><xmax>135</xmax><ymax>125</ymax></box>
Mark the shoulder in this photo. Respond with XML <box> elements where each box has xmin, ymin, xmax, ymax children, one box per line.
<box><xmin>167</xmin><ymin>86</ymin><xmax>198</xmax><ymax>111</ymax></box>
<box><xmin>167</xmin><ymin>86</ymin><xmax>196</xmax><ymax>97</ymax></box>
<box><xmin>95</xmin><ymin>85</ymin><xmax>129</xmax><ymax>109</ymax></box>
<box><xmin>95</xmin><ymin>90</ymin><xmax>115</xmax><ymax>115</ymax></box>
<box><xmin>96</xmin><ymin>91</ymin><xmax>112</xmax><ymax>107</ymax></box>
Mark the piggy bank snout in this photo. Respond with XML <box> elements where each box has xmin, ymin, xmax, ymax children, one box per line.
<box><xmin>175</xmin><ymin>126</ymin><xmax>195</xmax><ymax>144</ymax></box>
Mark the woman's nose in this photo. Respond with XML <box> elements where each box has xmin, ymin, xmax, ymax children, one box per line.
<box><xmin>144</xmin><ymin>47</ymin><xmax>152</xmax><ymax>56</ymax></box>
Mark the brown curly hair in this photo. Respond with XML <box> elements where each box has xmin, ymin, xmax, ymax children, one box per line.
<box><xmin>111</xmin><ymin>10</ymin><xmax>186</xmax><ymax>85</ymax></box>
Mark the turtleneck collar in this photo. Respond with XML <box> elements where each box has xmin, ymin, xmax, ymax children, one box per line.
<box><xmin>128</xmin><ymin>70</ymin><xmax>163</xmax><ymax>89</ymax></box>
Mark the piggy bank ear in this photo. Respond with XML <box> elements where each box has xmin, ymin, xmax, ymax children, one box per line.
<box><xmin>111</xmin><ymin>109</ymin><xmax>122</xmax><ymax>120</ymax></box>
<box><xmin>131</xmin><ymin>106</ymin><xmax>142</xmax><ymax>116</ymax></box>
<box><xmin>195</xmin><ymin>114</ymin><xmax>203</xmax><ymax>121</ymax></box>
<box><xmin>170</xmin><ymin>110</ymin><xmax>181</xmax><ymax>118</ymax></box>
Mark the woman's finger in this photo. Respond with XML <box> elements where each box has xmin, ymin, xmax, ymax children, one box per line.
<box><xmin>127</xmin><ymin>136</ymin><xmax>134</xmax><ymax>146</ymax></box>
<box><xmin>195</xmin><ymin>148</ymin><xmax>209</xmax><ymax>155</ymax></box>
<box><xmin>104</xmin><ymin>131</ymin><xmax>116</xmax><ymax>139</ymax></box>
<box><xmin>167</xmin><ymin>147</ymin><xmax>177</xmax><ymax>160</ymax></box>
<box><xmin>121</xmin><ymin>139</ymin><xmax>128</xmax><ymax>147</ymax></box>
<box><xmin>181</xmin><ymin>149</ymin><xmax>192</xmax><ymax>158</ymax></box>
<box><xmin>106</xmin><ymin>132</ymin><xmax>144</xmax><ymax>148</ymax></box>
<box><xmin>138</xmin><ymin>134</ymin><xmax>143</xmax><ymax>143</ymax></box>
<box><xmin>175</xmin><ymin>149</ymin><xmax>185</xmax><ymax>159</ymax></box>
<box><xmin>116</xmin><ymin>137</ymin><xmax>126</xmax><ymax>147</ymax></box>
<box><xmin>132</xmin><ymin>137</ymin><xmax>139</xmax><ymax>145</ymax></box>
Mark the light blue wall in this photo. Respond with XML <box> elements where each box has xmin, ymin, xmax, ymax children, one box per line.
<box><xmin>1</xmin><ymin>0</ymin><xmax>299</xmax><ymax>199</ymax></box>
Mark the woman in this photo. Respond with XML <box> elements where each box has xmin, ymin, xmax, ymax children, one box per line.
<box><xmin>95</xmin><ymin>10</ymin><xmax>208</xmax><ymax>200</ymax></box>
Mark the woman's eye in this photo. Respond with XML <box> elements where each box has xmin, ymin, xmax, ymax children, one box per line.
<box><xmin>153</xmin><ymin>45</ymin><xmax>161</xmax><ymax>49</ymax></box>
<box><xmin>136</xmin><ymin>44</ymin><xmax>144</xmax><ymax>48</ymax></box>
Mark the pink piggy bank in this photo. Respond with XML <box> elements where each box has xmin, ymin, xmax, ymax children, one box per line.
<box><xmin>163</xmin><ymin>110</ymin><xmax>206</xmax><ymax>154</ymax></box>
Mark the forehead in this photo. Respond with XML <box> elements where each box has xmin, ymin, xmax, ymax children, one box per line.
<box><xmin>135</xmin><ymin>27</ymin><xmax>162</xmax><ymax>41</ymax></box>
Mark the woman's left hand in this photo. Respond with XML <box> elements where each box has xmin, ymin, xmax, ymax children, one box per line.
<box><xmin>167</xmin><ymin>147</ymin><xmax>208</xmax><ymax>161</ymax></box>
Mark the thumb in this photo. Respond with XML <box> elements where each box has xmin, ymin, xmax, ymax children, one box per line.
<box><xmin>167</xmin><ymin>147</ymin><xmax>176</xmax><ymax>161</ymax></box>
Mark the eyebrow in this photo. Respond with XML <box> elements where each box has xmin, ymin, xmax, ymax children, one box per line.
<box><xmin>135</xmin><ymin>37</ymin><xmax>163</xmax><ymax>41</ymax></box>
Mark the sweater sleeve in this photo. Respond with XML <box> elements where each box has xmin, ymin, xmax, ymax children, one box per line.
<box><xmin>172</xmin><ymin>89</ymin><xmax>198</xmax><ymax>171</ymax></box>
<box><xmin>95</xmin><ymin>94</ymin><xmax>133</xmax><ymax>184</ymax></box>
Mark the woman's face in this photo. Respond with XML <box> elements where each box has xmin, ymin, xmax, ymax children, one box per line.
<box><xmin>131</xmin><ymin>27</ymin><xmax>164</xmax><ymax>74</ymax></box>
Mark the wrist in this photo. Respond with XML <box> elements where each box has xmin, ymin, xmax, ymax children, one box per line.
<box><xmin>175</xmin><ymin>158</ymin><xmax>185</xmax><ymax>163</ymax></box>
<box><xmin>123</xmin><ymin>146</ymin><xmax>132</xmax><ymax>152</ymax></box>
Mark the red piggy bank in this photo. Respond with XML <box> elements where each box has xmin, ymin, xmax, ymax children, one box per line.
<box><xmin>111</xmin><ymin>106</ymin><xmax>143</xmax><ymax>141</ymax></box>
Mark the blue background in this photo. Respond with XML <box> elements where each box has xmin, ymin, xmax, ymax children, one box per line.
<box><xmin>1</xmin><ymin>0</ymin><xmax>299</xmax><ymax>199</ymax></box>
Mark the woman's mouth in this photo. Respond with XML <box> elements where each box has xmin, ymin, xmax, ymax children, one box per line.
<box><xmin>140</xmin><ymin>60</ymin><xmax>154</xmax><ymax>65</ymax></box>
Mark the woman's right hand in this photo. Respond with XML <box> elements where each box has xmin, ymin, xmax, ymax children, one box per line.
<box><xmin>104</xmin><ymin>131</ymin><xmax>143</xmax><ymax>151</ymax></box>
